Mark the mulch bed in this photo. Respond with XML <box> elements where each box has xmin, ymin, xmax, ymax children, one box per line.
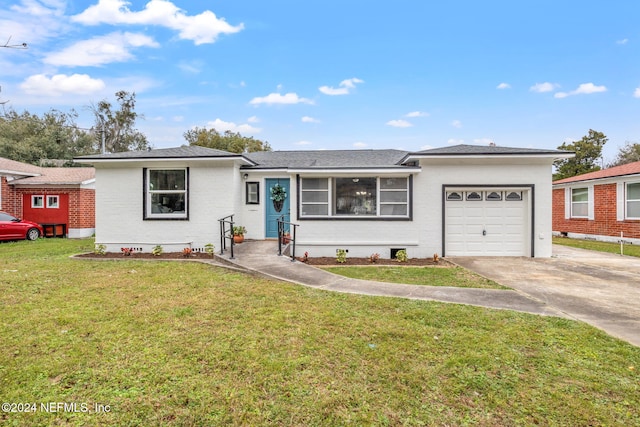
<box><xmin>76</xmin><ymin>252</ymin><xmax>447</xmax><ymax>266</ymax></box>
<box><xmin>303</xmin><ymin>257</ymin><xmax>447</xmax><ymax>266</ymax></box>
<box><xmin>75</xmin><ymin>252</ymin><xmax>216</xmax><ymax>260</ymax></box>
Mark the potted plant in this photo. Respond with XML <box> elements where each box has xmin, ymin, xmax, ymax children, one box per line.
<box><xmin>232</xmin><ymin>225</ymin><xmax>247</xmax><ymax>243</ymax></box>
<box><xmin>270</xmin><ymin>184</ymin><xmax>287</xmax><ymax>212</ymax></box>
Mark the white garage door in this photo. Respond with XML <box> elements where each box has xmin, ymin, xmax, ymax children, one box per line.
<box><xmin>445</xmin><ymin>189</ymin><xmax>529</xmax><ymax>256</ymax></box>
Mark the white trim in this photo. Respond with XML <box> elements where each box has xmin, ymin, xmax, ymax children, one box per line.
<box><xmin>617</xmin><ymin>182</ymin><xmax>625</xmax><ymax>221</ymax></box>
<box><xmin>564</xmin><ymin>188</ymin><xmax>571</xmax><ymax>219</ymax></box>
<box><xmin>587</xmin><ymin>185</ymin><xmax>595</xmax><ymax>220</ymax></box>
<box><xmin>288</xmin><ymin>167</ymin><xmax>420</xmax><ymax>175</ymax></box>
<box><xmin>46</xmin><ymin>195</ymin><xmax>59</xmax><ymax>209</ymax></box>
<box><xmin>31</xmin><ymin>195</ymin><xmax>44</xmax><ymax>208</ymax></box>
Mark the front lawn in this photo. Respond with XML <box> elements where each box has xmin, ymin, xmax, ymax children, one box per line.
<box><xmin>1</xmin><ymin>238</ymin><xmax>638</xmax><ymax>426</ymax></box>
<box><xmin>553</xmin><ymin>236</ymin><xmax>640</xmax><ymax>257</ymax></box>
<box><xmin>322</xmin><ymin>266</ymin><xmax>508</xmax><ymax>289</ymax></box>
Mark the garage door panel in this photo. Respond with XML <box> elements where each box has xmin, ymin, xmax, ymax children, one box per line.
<box><xmin>445</xmin><ymin>189</ymin><xmax>529</xmax><ymax>257</ymax></box>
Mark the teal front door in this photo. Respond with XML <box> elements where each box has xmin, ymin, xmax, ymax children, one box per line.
<box><xmin>265</xmin><ymin>178</ymin><xmax>290</xmax><ymax>238</ymax></box>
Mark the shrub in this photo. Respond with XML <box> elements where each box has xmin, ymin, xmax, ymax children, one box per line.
<box><xmin>182</xmin><ymin>247</ymin><xmax>193</xmax><ymax>257</ymax></box>
<box><xmin>204</xmin><ymin>243</ymin><xmax>215</xmax><ymax>257</ymax></box>
<box><xmin>336</xmin><ymin>249</ymin><xmax>347</xmax><ymax>264</ymax></box>
<box><xmin>94</xmin><ymin>244</ymin><xmax>106</xmax><ymax>255</ymax></box>
<box><xmin>121</xmin><ymin>247</ymin><xmax>134</xmax><ymax>256</ymax></box>
<box><xmin>152</xmin><ymin>245</ymin><xmax>163</xmax><ymax>256</ymax></box>
<box><xmin>369</xmin><ymin>253</ymin><xmax>380</xmax><ymax>263</ymax></box>
<box><xmin>395</xmin><ymin>249</ymin><xmax>408</xmax><ymax>263</ymax></box>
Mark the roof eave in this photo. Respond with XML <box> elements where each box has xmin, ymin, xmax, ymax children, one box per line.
<box><xmin>75</xmin><ymin>155</ymin><xmax>255</xmax><ymax>166</ymax></box>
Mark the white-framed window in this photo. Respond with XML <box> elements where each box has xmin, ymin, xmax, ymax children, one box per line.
<box><xmin>144</xmin><ymin>168</ymin><xmax>188</xmax><ymax>219</ymax></box>
<box><xmin>46</xmin><ymin>195</ymin><xmax>59</xmax><ymax>208</ymax></box>
<box><xmin>32</xmin><ymin>195</ymin><xmax>44</xmax><ymax>208</ymax></box>
<box><xmin>246</xmin><ymin>182</ymin><xmax>260</xmax><ymax>204</ymax></box>
<box><xmin>300</xmin><ymin>176</ymin><xmax>410</xmax><ymax>218</ymax></box>
<box><xmin>571</xmin><ymin>187</ymin><xmax>589</xmax><ymax>218</ymax></box>
<box><xmin>626</xmin><ymin>182</ymin><xmax>640</xmax><ymax>219</ymax></box>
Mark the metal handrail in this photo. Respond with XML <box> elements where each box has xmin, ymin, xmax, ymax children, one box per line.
<box><xmin>277</xmin><ymin>216</ymin><xmax>299</xmax><ymax>262</ymax></box>
<box><xmin>218</xmin><ymin>214</ymin><xmax>235</xmax><ymax>259</ymax></box>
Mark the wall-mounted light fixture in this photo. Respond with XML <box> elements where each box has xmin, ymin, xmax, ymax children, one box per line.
<box><xmin>243</xmin><ymin>173</ymin><xmax>249</xmax><ymax>180</ymax></box>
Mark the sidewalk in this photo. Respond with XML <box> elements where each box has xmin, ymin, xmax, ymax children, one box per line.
<box><xmin>213</xmin><ymin>240</ymin><xmax>569</xmax><ymax>319</ymax></box>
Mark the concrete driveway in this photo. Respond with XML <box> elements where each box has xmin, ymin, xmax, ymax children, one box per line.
<box><xmin>452</xmin><ymin>245</ymin><xmax>640</xmax><ymax>347</ymax></box>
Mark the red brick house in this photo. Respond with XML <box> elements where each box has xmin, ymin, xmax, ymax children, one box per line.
<box><xmin>0</xmin><ymin>157</ymin><xmax>95</xmax><ymax>238</ymax></box>
<box><xmin>552</xmin><ymin>161</ymin><xmax>640</xmax><ymax>244</ymax></box>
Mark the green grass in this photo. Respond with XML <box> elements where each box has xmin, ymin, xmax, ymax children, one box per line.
<box><xmin>1</xmin><ymin>238</ymin><xmax>639</xmax><ymax>426</ymax></box>
<box><xmin>553</xmin><ymin>236</ymin><xmax>640</xmax><ymax>257</ymax></box>
<box><xmin>322</xmin><ymin>266</ymin><xmax>508</xmax><ymax>289</ymax></box>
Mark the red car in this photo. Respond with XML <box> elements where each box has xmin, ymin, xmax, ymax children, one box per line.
<box><xmin>0</xmin><ymin>211</ymin><xmax>43</xmax><ymax>241</ymax></box>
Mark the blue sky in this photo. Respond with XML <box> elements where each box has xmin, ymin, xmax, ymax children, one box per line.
<box><xmin>1</xmin><ymin>0</ymin><xmax>639</xmax><ymax>162</ymax></box>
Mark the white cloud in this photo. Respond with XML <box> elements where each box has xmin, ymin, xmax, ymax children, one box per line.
<box><xmin>386</xmin><ymin>119</ymin><xmax>412</xmax><ymax>128</ymax></box>
<box><xmin>44</xmin><ymin>31</ymin><xmax>159</xmax><ymax>67</ymax></box>
<box><xmin>295</xmin><ymin>140</ymin><xmax>313</xmax><ymax>146</ymax></box>
<box><xmin>353</xmin><ymin>142</ymin><xmax>367</xmax><ymax>148</ymax></box>
<box><xmin>20</xmin><ymin>73</ymin><xmax>105</xmax><ymax>96</ymax></box>
<box><xmin>1</xmin><ymin>1</ymin><xmax>68</xmax><ymax>46</ymax></box>
<box><xmin>634</xmin><ymin>88</ymin><xmax>640</xmax><ymax>98</ymax></box>
<box><xmin>496</xmin><ymin>82</ymin><xmax>511</xmax><ymax>89</ymax></box>
<box><xmin>249</xmin><ymin>92</ymin><xmax>314</xmax><ymax>106</ymax></box>
<box><xmin>71</xmin><ymin>0</ymin><xmax>243</xmax><ymax>45</ymax></box>
<box><xmin>319</xmin><ymin>78</ymin><xmax>364</xmax><ymax>95</ymax></box>
<box><xmin>405</xmin><ymin>111</ymin><xmax>429</xmax><ymax>118</ymax></box>
<box><xmin>616</xmin><ymin>38</ymin><xmax>629</xmax><ymax>45</ymax></box>
<box><xmin>301</xmin><ymin>116</ymin><xmax>320</xmax><ymax>123</ymax></box>
<box><xmin>447</xmin><ymin>138</ymin><xmax>464</xmax><ymax>145</ymax></box>
<box><xmin>451</xmin><ymin>120</ymin><xmax>462</xmax><ymax>128</ymax></box>
<box><xmin>554</xmin><ymin>82</ymin><xmax>607</xmax><ymax>99</ymax></box>
<box><xmin>247</xmin><ymin>116</ymin><xmax>260</xmax><ymax>123</ymax></box>
<box><xmin>172</xmin><ymin>116</ymin><xmax>184</xmax><ymax>122</ymax></box>
<box><xmin>420</xmin><ymin>144</ymin><xmax>435</xmax><ymax>150</ymax></box>
<box><xmin>530</xmin><ymin>82</ymin><xmax>558</xmax><ymax>93</ymax></box>
<box><xmin>206</xmin><ymin>118</ymin><xmax>261</xmax><ymax>134</ymax></box>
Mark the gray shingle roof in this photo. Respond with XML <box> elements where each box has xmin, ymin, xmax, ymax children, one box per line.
<box><xmin>413</xmin><ymin>144</ymin><xmax>570</xmax><ymax>156</ymax></box>
<box><xmin>244</xmin><ymin>149</ymin><xmax>410</xmax><ymax>169</ymax></box>
<box><xmin>76</xmin><ymin>145</ymin><xmax>240</xmax><ymax>160</ymax></box>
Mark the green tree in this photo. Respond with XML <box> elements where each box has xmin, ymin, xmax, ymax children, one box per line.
<box><xmin>89</xmin><ymin>91</ymin><xmax>148</xmax><ymax>153</ymax></box>
<box><xmin>183</xmin><ymin>127</ymin><xmax>271</xmax><ymax>153</ymax></box>
<box><xmin>0</xmin><ymin>108</ymin><xmax>94</xmax><ymax>165</ymax></box>
<box><xmin>553</xmin><ymin>129</ymin><xmax>608</xmax><ymax>180</ymax></box>
<box><xmin>608</xmin><ymin>141</ymin><xmax>640</xmax><ymax>167</ymax></box>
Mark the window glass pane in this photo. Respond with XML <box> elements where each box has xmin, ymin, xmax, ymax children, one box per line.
<box><xmin>246</xmin><ymin>182</ymin><xmax>259</xmax><ymax>204</ymax></box>
<box><xmin>151</xmin><ymin>193</ymin><xmax>185</xmax><ymax>213</ymax></box>
<box><xmin>301</xmin><ymin>191</ymin><xmax>328</xmax><ymax>203</ymax></box>
<box><xmin>628</xmin><ymin>183</ymin><xmax>640</xmax><ymax>200</ymax></box>
<box><xmin>335</xmin><ymin>178</ymin><xmax>377</xmax><ymax>215</ymax></box>
<box><xmin>506</xmin><ymin>191</ymin><xmax>522</xmax><ymax>201</ymax></box>
<box><xmin>466</xmin><ymin>191</ymin><xmax>482</xmax><ymax>201</ymax></box>
<box><xmin>572</xmin><ymin>202</ymin><xmax>588</xmax><ymax>217</ymax></box>
<box><xmin>381</xmin><ymin>204</ymin><xmax>407</xmax><ymax>215</ymax></box>
<box><xmin>301</xmin><ymin>204</ymin><xmax>328</xmax><ymax>216</ymax></box>
<box><xmin>447</xmin><ymin>192</ymin><xmax>462</xmax><ymax>201</ymax></box>
<box><xmin>628</xmin><ymin>201</ymin><xmax>640</xmax><ymax>218</ymax></box>
<box><xmin>380</xmin><ymin>191</ymin><xmax>407</xmax><ymax>203</ymax></box>
<box><xmin>47</xmin><ymin>196</ymin><xmax>59</xmax><ymax>208</ymax></box>
<box><xmin>32</xmin><ymin>196</ymin><xmax>43</xmax><ymax>208</ymax></box>
<box><xmin>486</xmin><ymin>191</ymin><xmax>502</xmax><ymax>201</ymax></box>
<box><xmin>572</xmin><ymin>188</ymin><xmax>588</xmax><ymax>202</ymax></box>
<box><xmin>301</xmin><ymin>178</ymin><xmax>328</xmax><ymax>190</ymax></box>
<box><xmin>380</xmin><ymin>178</ymin><xmax>407</xmax><ymax>190</ymax></box>
<box><xmin>150</xmin><ymin>170</ymin><xmax>185</xmax><ymax>191</ymax></box>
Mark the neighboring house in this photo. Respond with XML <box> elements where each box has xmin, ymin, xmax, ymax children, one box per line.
<box><xmin>552</xmin><ymin>161</ymin><xmax>640</xmax><ymax>244</ymax></box>
<box><xmin>76</xmin><ymin>144</ymin><xmax>571</xmax><ymax>258</ymax></box>
<box><xmin>0</xmin><ymin>157</ymin><xmax>96</xmax><ymax>238</ymax></box>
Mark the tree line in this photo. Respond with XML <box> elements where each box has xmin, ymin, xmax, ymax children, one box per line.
<box><xmin>0</xmin><ymin>90</ymin><xmax>270</xmax><ymax>166</ymax></box>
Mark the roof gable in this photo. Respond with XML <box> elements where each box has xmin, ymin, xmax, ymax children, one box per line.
<box><xmin>553</xmin><ymin>161</ymin><xmax>640</xmax><ymax>184</ymax></box>
<box><xmin>0</xmin><ymin>157</ymin><xmax>43</xmax><ymax>176</ymax></box>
